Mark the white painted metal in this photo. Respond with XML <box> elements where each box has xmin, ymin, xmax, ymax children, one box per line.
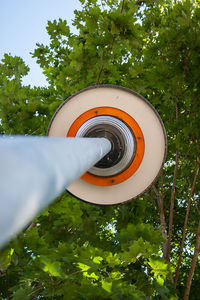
<box><xmin>0</xmin><ymin>136</ymin><xmax>111</xmax><ymax>248</ymax></box>
<box><xmin>48</xmin><ymin>85</ymin><xmax>167</xmax><ymax>205</ymax></box>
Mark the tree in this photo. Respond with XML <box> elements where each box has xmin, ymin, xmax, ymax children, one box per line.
<box><xmin>0</xmin><ymin>0</ymin><xmax>200</xmax><ymax>299</ymax></box>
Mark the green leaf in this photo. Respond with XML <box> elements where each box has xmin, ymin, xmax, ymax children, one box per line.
<box><xmin>102</xmin><ymin>280</ymin><xmax>112</xmax><ymax>293</ymax></box>
<box><xmin>0</xmin><ymin>248</ymin><xmax>14</xmax><ymax>270</ymax></box>
<box><xmin>40</xmin><ymin>255</ymin><xmax>62</xmax><ymax>277</ymax></box>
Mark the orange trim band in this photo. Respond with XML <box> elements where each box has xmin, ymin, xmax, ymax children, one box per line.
<box><xmin>67</xmin><ymin>107</ymin><xmax>145</xmax><ymax>186</ymax></box>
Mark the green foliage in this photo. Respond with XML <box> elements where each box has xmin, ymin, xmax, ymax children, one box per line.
<box><xmin>0</xmin><ymin>0</ymin><xmax>200</xmax><ymax>299</ymax></box>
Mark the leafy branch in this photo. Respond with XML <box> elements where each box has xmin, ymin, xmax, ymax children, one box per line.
<box><xmin>174</xmin><ymin>158</ymin><xmax>200</xmax><ymax>287</ymax></box>
<box><xmin>165</xmin><ymin>151</ymin><xmax>178</xmax><ymax>264</ymax></box>
<box><xmin>184</xmin><ymin>221</ymin><xmax>200</xmax><ymax>300</ymax></box>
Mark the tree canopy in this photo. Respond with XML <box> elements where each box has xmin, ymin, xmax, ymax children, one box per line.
<box><xmin>0</xmin><ymin>0</ymin><xmax>200</xmax><ymax>299</ymax></box>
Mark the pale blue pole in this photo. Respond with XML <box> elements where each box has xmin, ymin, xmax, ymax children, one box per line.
<box><xmin>0</xmin><ymin>136</ymin><xmax>111</xmax><ymax>248</ymax></box>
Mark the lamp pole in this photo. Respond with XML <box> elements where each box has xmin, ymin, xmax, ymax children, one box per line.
<box><xmin>0</xmin><ymin>136</ymin><xmax>111</xmax><ymax>248</ymax></box>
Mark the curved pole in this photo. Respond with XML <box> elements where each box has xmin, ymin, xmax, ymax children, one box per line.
<box><xmin>0</xmin><ymin>136</ymin><xmax>111</xmax><ymax>248</ymax></box>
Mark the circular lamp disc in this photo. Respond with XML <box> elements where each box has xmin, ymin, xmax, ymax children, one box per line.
<box><xmin>47</xmin><ymin>85</ymin><xmax>167</xmax><ymax>205</ymax></box>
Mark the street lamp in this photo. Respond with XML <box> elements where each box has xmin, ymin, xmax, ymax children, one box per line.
<box><xmin>0</xmin><ymin>85</ymin><xmax>167</xmax><ymax>248</ymax></box>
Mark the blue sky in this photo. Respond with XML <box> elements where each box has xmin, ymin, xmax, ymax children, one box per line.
<box><xmin>0</xmin><ymin>0</ymin><xmax>81</xmax><ymax>86</ymax></box>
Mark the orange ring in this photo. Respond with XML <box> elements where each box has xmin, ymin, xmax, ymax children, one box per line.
<box><xmin>67</xmin><ymin>107</ymin><xmax>145</xmax><ymax>186</ymax></box>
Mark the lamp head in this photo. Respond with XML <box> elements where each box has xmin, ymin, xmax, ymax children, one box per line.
<box><xmin>47</xmin><ymin>85</ymin><xmax>167</xmax><ymax>205</ymax></box>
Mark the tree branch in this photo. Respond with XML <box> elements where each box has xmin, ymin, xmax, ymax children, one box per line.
<box><xmin>183</xmin><ymin>221</ymin><xmax>200</xmax><ymax>300</ymax></box>
<box><xmin>152</xmin><ymin>184</ymin><xmax>159</xmax><ymax>197</ymax></box>
<box><xmin>120</xmin><ymin>0</ymin><xmax>125</xmax><ymax>13</ymax></box>
<box><xmin>194</xmin><ymin>198</ymin><xmax>200</xmax><ymax>216</ymax></box>
<box><xmin>158</xmin><ymin>171</ymin><xmax>168</xmax><ymax>258</ymax></box>
<box><xmin>151</xmin><ymin>186</ymin><xmax>158</xmax><ymax>211</ymax></box>
<box><xmin>96</xmin><ymin>65</ymin><xmax>103</xmax><ymax>85</ymax></box>
<box><xmin>5</xmin><ymin>270</ymin><xmax>11</xmax><ymax>300</ymax></box>
<box><xmin>174</xmin><ymin>159</ymin><xmax>200</xmax><ymax>288</ymax></box>
<box><xmin>27</xmin><ymin>128</ymin><xmax>40</xmax><ymax>136</ymax></box>
<box><xmin>166</xmin><ymin>151</ymin><xmax>178</xmax><ymax>264</ymax></box>
<box><xmin>152</xmin><ymin>183</ymin><xmax>161</xmax><ymax>212</ymax></box>
<box><xmin>32</xmin><ymin>282</ymin><xmax>42</xmax><ymax>300</ymax></box>
<box><xmin>26</xmin><ymin>222</ymin><xmax>37</xmax><ymax>231</ymax></box>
